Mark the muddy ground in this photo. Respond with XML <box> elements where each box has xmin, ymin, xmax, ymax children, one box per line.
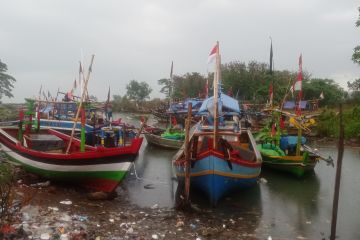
<box><xmin>1</xmin><ymin>169</ymin><xmax>269</xmax><ymax>240</ymax></box>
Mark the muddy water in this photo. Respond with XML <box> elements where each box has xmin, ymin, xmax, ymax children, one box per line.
<box><xmin>116</xmin><ymin>113</ymin><xmax>360</xmax><ymax>239</ymax></box>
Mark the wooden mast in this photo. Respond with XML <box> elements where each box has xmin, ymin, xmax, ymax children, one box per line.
<box><xmin>184</xmin><ymin>102</ymin><xmax>192</xmax><ymax>203</ymax></box>
<box><xmin>66</xmin><ymin>55</ymin><xmax>95</xmax><ymax>154</ymax></box>
<box><xmin>213</xmin><ymin>41</ymin><xmax>220</xmax><ymax>149</ymax></box>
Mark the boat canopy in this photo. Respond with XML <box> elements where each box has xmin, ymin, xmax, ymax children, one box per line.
<box><xmin>283</xmin><ymin>100</ymin><xmax>308</xmax><ymax>110</ymax></box>
<box><xmin>169</xmin><ymin>98</ymin><xmax>203</xmax><ymax>112</ymax></box>
<box><xmin>40</xmin><ymin>105</ymin><xmax>54</xmax><ymax>113</ymax></box>
<box><xmin>197</xmin><ymin>93</ymin><xmax>240</xmax><ymax>116</ymax></box>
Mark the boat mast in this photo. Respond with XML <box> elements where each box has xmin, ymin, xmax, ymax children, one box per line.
<box><xmin>66</xmin><ymin>54</ymin><xmax>95</xmax><ymax>154</ymax></box>
<box><xmin>213</xmin><ymin>41</ymin><xmax>220</xmax><ymax>149</ymax></box>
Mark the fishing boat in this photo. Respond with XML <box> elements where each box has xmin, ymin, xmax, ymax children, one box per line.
<box><xmin>173</xmin><ymin>42</ymin><xmax>262</xmax><ymax>206</ymax></box>
<box><xmin>0</xmin><ymin>68</ymin><xmax>144</xmax><ymax>192</ymax></box>
<box><xmin>256</xmin><ymin>110</ymin><xmax>331</xmax><ymax>177</ymax></box>
<box><xmin>143</xmin><ymin>125</ymin><xmax>184</xmax><ymax>149</ymax></box>
<box><xmin>256</xmin><ymin>52</ymin><xmax>332</xmax><ymax>177</ymax></box>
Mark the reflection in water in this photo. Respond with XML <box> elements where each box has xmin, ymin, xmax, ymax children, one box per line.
<box><xmin>259</xmin><ymin>169</ymin><xmax>321</xmax><ymax>238</ymax></box>
<box><xmin>120</xmin><ymin>142</ymin><xmax>178</xmax><ymax>208</ymax></box>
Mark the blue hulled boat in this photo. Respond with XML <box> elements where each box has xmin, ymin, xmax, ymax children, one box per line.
<box><xmin>173</xmin><ymin>42</ymin><xmax>262</xmax><ymax>206</ymax></box>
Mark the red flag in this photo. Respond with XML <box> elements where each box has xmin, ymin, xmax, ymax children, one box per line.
<box><xmin>171</xmin><ymin>116</ymin><xmax>177</xmax><ymax>126</ymax></box>
<box><xmin>280</xmin><ymin>115</ymin><xmax>285</xmax><ymax>129</ymax></box>
<box><xmin>294</xmin><ymin>54</ymin><xmax>302</xmax><ymax>91</ymax></box>
<box><xmin>207</xmin><ymin>42</ymin><xmax>219</xmax><ymax>63</ymax></box>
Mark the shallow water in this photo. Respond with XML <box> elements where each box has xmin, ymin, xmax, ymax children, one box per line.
<box><xmin>115</xmin><ymin>112</ymin><xmax>360</xmax><ymax>239</ymax></box>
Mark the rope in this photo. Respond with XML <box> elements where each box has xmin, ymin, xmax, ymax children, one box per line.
<box><xmin>129</xmin><ymin>162</ymin><xmax>173</xmax><ymax>185</ymax></box>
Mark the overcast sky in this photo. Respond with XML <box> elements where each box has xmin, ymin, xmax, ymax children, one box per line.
<box><xmin>1</xmin><ymin>0</ymin><xmax>359</xmax><ymax>103</ymax></box>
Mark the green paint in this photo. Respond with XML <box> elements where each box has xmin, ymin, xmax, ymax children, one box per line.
<box><xmin>2</xmin><ymin>152</ymin><xmax>129</xmax><ymax>182</ymax></box>
<box><xmin>80</xmin><ymin>127</ymin><xmax>85</xmax><ymax>152</ymax></box>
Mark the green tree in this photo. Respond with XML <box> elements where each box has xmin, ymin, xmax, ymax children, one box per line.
<box><xmin>126</xmin><ymin>80</ymin><xmax>152</xmax><ymax>104</ymax></box>
<box><xmin>158</xmin><ymin>78</ymin><xmax>172</xmax><ymax>98</ymax></box>
<box><xmin>302</xmin><ymin>78</ymin><xmax>345</xmax><ymax>106</ymax></box>
<box><xmin>171</xmin><ymin>72</ymin><xmax>207</xmax><ymax>99</ymax></box>
<box><xmin>0</xmin><ymin>59</ymin><xmax>16</xmax><ymax>100</ymax></box>
<box><xmin>352</xmin><ymin>7</ymin><xmax>360</xmax><ymax>65</ymax></box>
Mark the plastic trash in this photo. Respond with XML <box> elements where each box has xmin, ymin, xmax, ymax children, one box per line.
<box><xmin>72</xmin><ymin>215</ymin><xmax>88</xmax><ymax>222</ymax></box>
<box><xmin>60</xmin><ymin>200</ymin><xmax>72</xmax><ymax>205</ymax></box>
<box><xmin>31</xmin><ymin>181</ymin><xmax>50</xmax><ymax>187</ymax></box>
<box><xmin>152</xmin><ymin>234</ymin><xmax>159</xmax><ymax>239</ymax></box>
<box><xmin>40</xmin><ymin>233</ymin><xmax>50</xmax><ymax>240</ymax></box>
<box><xmin>150</xmin><ymin>204</ymin><xmax>158</xmax><ymax>209</ymax></box>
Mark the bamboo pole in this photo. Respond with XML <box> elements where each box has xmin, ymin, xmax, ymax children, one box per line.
<box><xmin>330</xmin><ymin>103</ymin><xmax>344</xmax><ymax>240</ymax></box>
<box><xmin>213</xmin><ymin>41</ymin><xmax>220</xmax><ymax>150</ymax></box>
<box><xmin>66</xmin><ymin>55</ymin><xmax>95</xmax><ymax>154</ymax></box>
<box><xmin>184</xmin><ymin>102</ymin><xmax>192</xmax><ymax>203</ymax></box>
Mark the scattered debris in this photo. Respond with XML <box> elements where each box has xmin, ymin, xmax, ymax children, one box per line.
<box><xmin>150</xmin><ymin>204</ymin><xmax>159</xmax><ymax>209</ymax></box>
<box><xmin>31</xmin><ymin>180</ymin><xmax>51</xmax><ymax>188</ymax></box>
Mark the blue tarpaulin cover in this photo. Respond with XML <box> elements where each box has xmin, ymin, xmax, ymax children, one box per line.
<box><xmin>283</xmin><ymin>101</ymin><xmax>308</xmax><ymax>110</ymax></box>
<box><xmin>198</xmin><ymin>93</ymin><xmax>240</xmax><ymax>115</ymax></box>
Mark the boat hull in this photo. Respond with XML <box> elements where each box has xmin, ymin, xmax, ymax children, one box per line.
<box><xmin>144</xmin><ymin>133</ymin><xmax>183</xmax><ymax>149</ymax></box>
<box><xmin>0</xmin><ymin>128</ymin><xmax>143</xmax><ymax>192</ymax></box>
<box><xmin>258</xmin><ymin>145</ymin><xmax>316</xmax><ymax>177</ymax></box>
<box><xmin>175</xmin><ymin>150</ymin><xmax>261</xmax><ymax>206</ymax></box>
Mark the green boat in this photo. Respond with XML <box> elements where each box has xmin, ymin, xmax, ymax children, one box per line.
<box><xmin>256</xmin><ymin>110</ymin><xmax>331</xmax><ymax>177</ymax></box>
<box><xmin>257</xmin><ymin>141</ymin><xmax>316</xmax><ymax>177</ymax></box>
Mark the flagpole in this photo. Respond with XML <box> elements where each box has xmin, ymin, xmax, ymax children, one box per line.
<box><xmin>169</xmin><ymin>61</ymin><xmax>173</xmax><ymax>128</ymax></box>
<box><xmin>213</xmin><ymin>41</ymin><xmax>220</xmax><ymax>150</ymax></box>
<box><xmin>269</xmin><ymin>37</ymin><xmax>274</xmax><ymax>108</ymax></box>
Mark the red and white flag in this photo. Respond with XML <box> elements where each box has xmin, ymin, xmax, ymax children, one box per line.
<box><xmin>207</xmin><ymin>42</ymin><xmax>219</xmax><ymax>64</ymax></box>
<box><xmin>293</xmin><ymin>54</ymin><xmax>302</xmax><ymax>91</ymax></box>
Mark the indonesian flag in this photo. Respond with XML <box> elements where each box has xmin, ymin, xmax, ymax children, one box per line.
<box><xmin>293</xmin><ymin>54</ymin><xmax>302</xmax><ymax>91</ymax></box>
<box><xmin>269</xmin><ymin>82</ymin><xmax>273</xmax><ymax>106</ymax></box>
<box><xmin>207</xmin><ymin>42</ymin><xmax>219</xmax><ymax>64</ymax></box>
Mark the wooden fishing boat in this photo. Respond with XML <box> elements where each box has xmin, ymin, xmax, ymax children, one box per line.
<box><xmin>256</xmin><ymin>111</ymin><xmax>332</xmax><ymax>177</ymax></box>
<box><xmin>0</xmin><ymin>83</ymin><xmax>143</xmax><ymax>192</ymax></box>
<box><xmin>257</xmin><ymin>136</ymin><xmax>317</xmax><ymax>177</ymax></box>
<box><xmin>173</xmin><ymin>42</ymin><xmax>262</xmax><ymax>206</ymax></box>
<box><xmin>143</xmin><ymin>126</ymin><xmax>184</xmax><ymax>149</ymax></box>
<box><xmin>0</xmin><ymin>126</ymin><xmax>143</xmax><ymax>192</ymax></box>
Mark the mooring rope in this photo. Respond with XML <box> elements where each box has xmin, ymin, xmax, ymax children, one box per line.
<box><xmin>130</xmin><ymin>162</ymin><xmax>173</xmax><ymax>185</ymax></box>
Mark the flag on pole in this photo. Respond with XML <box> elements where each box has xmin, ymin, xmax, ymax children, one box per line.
<box><xmin>320</xmin><ymin>91</ymin><xmax>324</xmax><ymax>99</ymax></box>
<box><xmin>207</xmin><ymin>42</ymin><xmax>219</xmax><ymax>64</ymax></box>
<box><xmin>269</xmin><ymin>40</ymin><xmax>273</xmax><ymax>74</ymax></box>
<box><xmin>269</xmin><ymin>82</ymin><xmax>273</xmax><ymax>106</ymax></box>
<box><xmin>294</xmin><ymin>54</ymin><xmax>303</xmax><ymax>91</ymax></box>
